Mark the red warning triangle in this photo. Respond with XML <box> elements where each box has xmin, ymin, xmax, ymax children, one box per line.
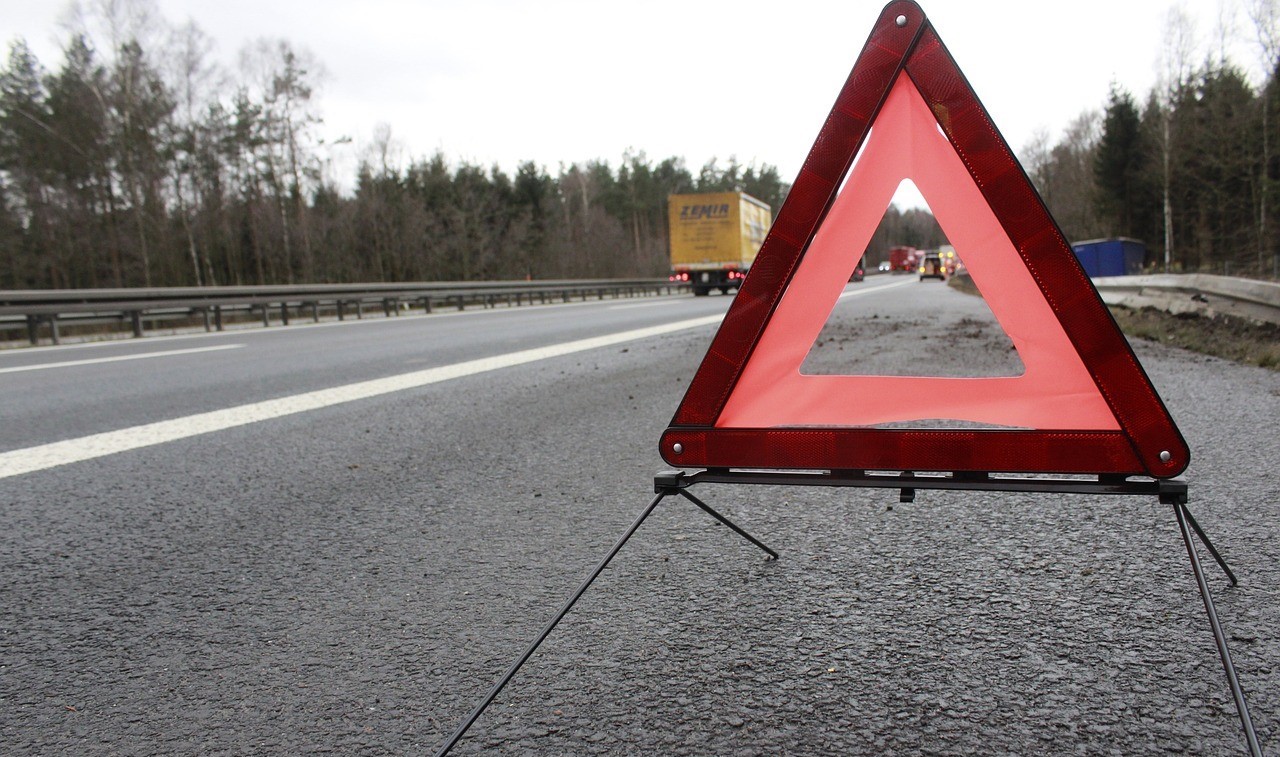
<box><xmin>660</xmin><ymin>0</ymin><xmax>1189</xmax><ymax>478</ymax></box>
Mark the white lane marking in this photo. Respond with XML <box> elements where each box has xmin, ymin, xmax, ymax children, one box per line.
<box><xmin>0</xmin><ymin>344</ymin><xmax>243</xmax><ymax>375</ymax></box>
<box><xmin>0</xmin><ymin>314</ymin><xmax>724</xmax><ymax>480</ymax></box>
<box><xmin>836</xmin><ymin>278</ymin><xmax>916</xmax><ymax>300</ymax></box>
<box><xmin>607</xmin><ymin>300</ymin><xmax>678</xmax><ymax>311</ymax></box>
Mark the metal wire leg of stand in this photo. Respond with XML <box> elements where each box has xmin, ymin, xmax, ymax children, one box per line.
<box><xmin>1174</xmin><ymin>502</ymin><xmax>1261</xmax><ymax>757</ymax></box>
<box><xmin>1180</xmin><ymin>505</ymin><xmax>1239</xmax><ymax>586</ymax></box>
<box><xmin>432</xmin><ymin>490</ymin><xmax>669</xmax><ymax>757</ymax></box>
<box><xmin>676</xmin><ymin>488</ymin><xmax>778</xmax><ymax>560</ymax></box>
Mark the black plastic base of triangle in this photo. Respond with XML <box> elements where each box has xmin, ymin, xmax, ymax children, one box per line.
<box><xmin>656</xmin><ymin>467</ymin><xmax>1187</xmax><ymax>503</ymax></box>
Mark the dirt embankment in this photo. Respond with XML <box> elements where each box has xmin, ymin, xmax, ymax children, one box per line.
<box><xmin>1106</xmin><ymin>305</ymin><xmax>1280</xmax><ymax>370</ymax></box>
<box><xmin>947</xmin><ymin>273</ymin><xmax>1279</xmax><ymax>371</ymax></box>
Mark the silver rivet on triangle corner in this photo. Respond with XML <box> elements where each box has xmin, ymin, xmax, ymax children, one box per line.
<box><xmin>673</xmin><ymin>443</ymin><xmax>684</xmax><ymax>455</ymax></box>
<box><xmin>1159</xmin><ymin>450</ymin><xmax>1172</xmax><ymax>462</ymax></box>
<box><xmin>896</xmin><ymin>14</ymin><xmax>907</xmax><ymax>27</ymax></box>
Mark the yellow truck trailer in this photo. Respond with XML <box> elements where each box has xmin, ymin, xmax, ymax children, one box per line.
<box><xmin>667</xmin><ymin>191</ymin><xmax>772</xmax><ymax>296</ymax></box>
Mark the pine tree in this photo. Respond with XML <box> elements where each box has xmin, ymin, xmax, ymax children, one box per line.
<box><xmin>1094</xmin><ymin>85</ymin><xmax>1150</xmax><ymax>238</ymax></box>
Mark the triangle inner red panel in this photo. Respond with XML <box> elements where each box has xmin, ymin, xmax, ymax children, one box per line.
<box><xmin>660</xmin><ymin>0</ymin><xmax>1189</xmax><ymax>478</ymax></box>
<box><xmin>719</xmin><ymin>74</ymin><xmax>1118</xmax><ymax>431</ymax></box>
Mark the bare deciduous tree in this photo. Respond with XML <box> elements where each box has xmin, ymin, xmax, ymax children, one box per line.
<box><xmin>1156</xmin><ymin>7</ymin><xmax>1199</xmax><ymax>272</ymax></box>
<box><xmin>1247</xmin><ymin>0</ymin><xmax>1280</xmax><ymax>273</ymax></box>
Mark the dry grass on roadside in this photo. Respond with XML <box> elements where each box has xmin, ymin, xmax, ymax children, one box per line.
<box><xmin>1107</xmin><ymin>305</ymin><xmax>1280</xmax><ymax>371</ymax></box>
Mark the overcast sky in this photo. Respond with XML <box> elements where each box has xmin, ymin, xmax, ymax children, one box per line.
<box><xmin>0</xmin><ymin>0</ymin><xmax>1270</xmax><ymax>197</ymax></box>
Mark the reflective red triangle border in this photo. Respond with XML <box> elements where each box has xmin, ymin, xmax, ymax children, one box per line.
<box><xmin>659</xmin><ymin>0</ymin><xmax>1190</xmax><ymax>478</ymax></box>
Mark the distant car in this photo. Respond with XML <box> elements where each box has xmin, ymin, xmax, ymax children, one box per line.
<box><xmin>919</xmin><ymin>253</ymin><xmax>946</xmax><ymax>281</ymax></box>
<box><xmin>878</xmin><ymin>261</ymin><xmax>891</xmax><ymax>272</ymax></box>
<box><xmin>851</xmin><ymin>260</ymin><xmax>865</xmax><ymax>282</ymax></box>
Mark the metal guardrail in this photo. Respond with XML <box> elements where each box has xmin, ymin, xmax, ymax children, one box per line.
<box><xmin>8</xmin><ymin>273</ymin><xmax>1272</xmax><ymax>348</ymax></box>
<box><xmin>949</xmin><ymin>271</ymin><xmax>1280</xmax><ymax>325</ymax></box>
<box><xmin>1091</xmin><ymin>274</ymin><xmax>1280</xmax><ymax>326</ymax></box>
<box><xmin>0</xmin><ymin>279</ymin><xmax>686</xmax><ymax>346</ymax></box>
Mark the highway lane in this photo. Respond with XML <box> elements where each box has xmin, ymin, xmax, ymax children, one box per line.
<box><xmin>0</xmin><ymin>278</ymin><xmax>915</xmax><ymax>460</ymax></box>
<box><xmin>1</xmin><ymin>278</ymin><xmax>1276</xmax><ymax>755</ymax></box>
<box><xmin>0</xmin><ymin>290</ymin><xmax>734</xmax><ymax>454</ymax></box>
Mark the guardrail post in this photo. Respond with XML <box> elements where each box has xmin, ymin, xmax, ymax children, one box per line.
<box><xmin>262</xmin><ymin>305</ymin><xmax>270</xmax><ymax>327</ymax></box>
<box><xmin>355</xmin><ymin>300</ymin><xmax>363</xmax><ymax>319</ymax></box>
<box><xmin>281</xmin><ymin>303</ymin><xmax>290</xmax><ymax>326</ymax></box>
<box><xmin>129</xmin><ymin>310</ymin><xmax>143</xmax><ymax>338</ymax></box>
<box><xmin>48</xmin><ymin>315</ymin><xmax>60</xmax><ymax>345</ymax></box>
<box><xmin>310</xmin><ymin>302</ymin><xmax>320</xmax><ymax>323</ymax></box>
<box><xmin>337</xmin><ymin>301</ymin><xmax>346</xmax><ymax>321</ymax></box>
<box><xmin>201</xmin><ymin>308</ymin><xmax>212</xmax><ymax>332</ymax></box>
<box><xmin>25</xmin><ymin>315</ymin><xmax>38</xmax><ymax>346</ymax></box>
<box><xmin>422</xmin><ymin>296</ymin><xmax>432</xmax><ymax>314</ymax></box>
<box><xmin>215</xmin><ymin>306</ymin><xmax>224</xmax><ymax>331</ymax></box>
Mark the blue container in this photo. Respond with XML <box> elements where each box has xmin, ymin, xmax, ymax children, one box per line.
<box><xmin>1070</xmin><ymin>238</ymin><xmax>1146</xmax><ymax>277</ymax></box>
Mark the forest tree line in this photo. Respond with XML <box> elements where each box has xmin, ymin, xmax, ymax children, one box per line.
<box><xmin>1024</xmin><ymin>3</ymin><xmax>1280</xmax><ymax>278</ymax></box>
<box><xmin>0</xmin><ymin>2</ymin><xmax>788</xmax><ymax>290</ymax></box>
<box><xmin>3</xmin><ymin>1</ymin><xmax>1279</xmax><ymax>290</ymax></box>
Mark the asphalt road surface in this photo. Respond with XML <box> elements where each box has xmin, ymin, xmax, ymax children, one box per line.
<box><xmin>1</xmin><ymin>279</ymin><xmax>1277</xmax><ymax>755</ymax></box>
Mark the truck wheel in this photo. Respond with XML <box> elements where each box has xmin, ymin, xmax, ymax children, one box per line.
<box><xmin>719</xmin><ymin>286</ymin><xmax>729</xmax><ymax>295</ymax></box>
<box><xmin>692</xmin><ymin>286</ymin><xmax>709</xmax><ymax>296</ymax></box>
